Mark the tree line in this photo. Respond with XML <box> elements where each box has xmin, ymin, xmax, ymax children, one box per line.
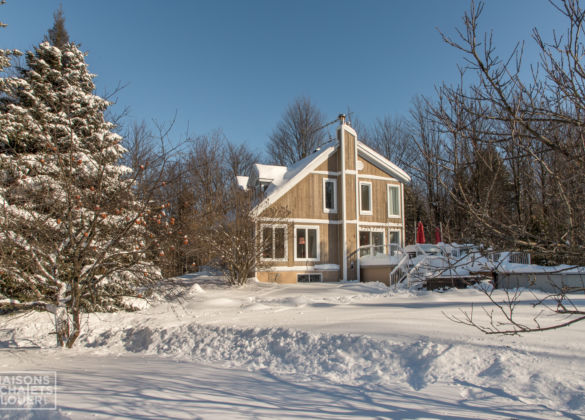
<box><xmin>268</xmin><ymin>1</ymin><xmax>585</xmax><ymax>267</ymax></box>
<box><xmin>2</xmin><ymin>0</ymin><xmax>585</xmax><ymax>346</ymax></box>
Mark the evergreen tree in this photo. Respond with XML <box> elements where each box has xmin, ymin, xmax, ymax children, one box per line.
<box><xmin>0</xmin><ymin>42</ymin><xmax>164</xmax><ymax>347</ymax></box>
<box><xmin>44</xmin><ymin>5</ymin><xmax>70</xmax><ymax>49</ymax></box>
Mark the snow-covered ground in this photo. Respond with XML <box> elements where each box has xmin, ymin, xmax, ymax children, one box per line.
<box><xmin>1</xmin><ymin>272</ymin><xmax>584</xmax><ymax>419</ymax></box>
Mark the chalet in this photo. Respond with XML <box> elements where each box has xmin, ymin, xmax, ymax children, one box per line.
<box><xmin>239</xmin><ymin>115</ymin><xmax>410</xmax><ymax>283</ymax></box>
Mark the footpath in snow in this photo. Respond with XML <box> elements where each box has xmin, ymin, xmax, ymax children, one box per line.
<box><xmin>1</xmin><ymin>273</ymin><xmax>584</xmax><ymax>419</ymax></box>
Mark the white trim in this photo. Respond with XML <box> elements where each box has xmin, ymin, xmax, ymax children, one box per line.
<box><xmin>294</xmin><ymin>225</ymin><xmax>320</xmax><ymax>262</ymax></box>
<box><xmin>258</xmin><ymin>217</ymin><xmax>340</xmax><ymax>224</ymax></box>
<box><xmin>251</xmin><ymin>145</ymin><xmax>337</xmax><ymax>216</ymax></box>
<box><xmin>357</xmin><ymin>221</ymin><xmax>403</xmax><ymax>227</ymax></box>
<box><xmin>357</xmin><ymin>142</ymin><xmax>411</xmax><ymax>183</ymax></box>
<box><xmin>339</xmin><ymin>125</ymin><xmax>348</xmax><ymax>282</ymax></box>
<box><xmin>354</xmin><ymin>132</ymin><xmax>360</xmax><ymax>282</ymax></box>
<box><xmin>252</xmin><ymin>140</ymin><xmax>411</xmax><ymax>218</ymax></box>
<box><xmin>358</xmin><ymin>174</ymin><xmax>396</xmax><ymax>181</ymax></box>
<box><xmin>312</xmin><ymin>170</ymin><xmax>340</xmax><ymax>176</ymax></box>
<box><xmin>359</xmin><ymin>181</ymin><xmax>373</xmax><ymax>215</ymax></box>
<box><xmin>359</xmin><ymin>226</ymin><xmax>387</xmax><ymax>233</ymax></box>
<box><xmin>322</xmin><ymin>178</ymin><xmax>338</xmax><ymax>214</ymax></box>
<box><xmin>387</xmin><ymin>184</ymin><xmax>401</xmax><ymax>218</ymax></box>
<box><xmin>346</xmin><ymin>170</ymin><xmax>357</xmax><ymax>175</ymax></box>
<box><xmin>358</xmin><ymin>228</ymin><xmax>386</xmax><ymax>257</ymax></box>
<box><xmin>353</xmin><ymin>133</ymin><xmax>364</xmax><ymax>281</ymax></box>
<box><xmin>342</xmin><ymin>123</ymin><xmax>357</xmax><ymax>138</ymax></box>
<box><xmin>258</xmin><ymin>217</ymin><xmax>403</xmax><ymax>228</ymax></box>
<box><xmin>259</xmin><ymin>224</ymin><xmax>288</xmax><ymax>262</ymax></box>
<box><xmin>258</xmin><ymin>265</ymin><xmax>339</xmax><ymax>272</ymax></box>
<box><xmin>400</xmin><ymin>183</ymin><xmax>405</xmax><ymax>247</ymax></box>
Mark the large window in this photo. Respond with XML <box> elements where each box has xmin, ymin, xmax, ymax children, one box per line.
<box><xmin>389</xmin><ymin>230</ymin><xmax>401</xmax><ymax>255</ymax></box>
<box><xmin>360</xmin><ymin>182</ymin><xmax>372</xmax><ymax>215</ymax></box>
<box><xmin>261</xmin><ymin>225</ymin><xmax>287</xmax><ymax>261</ymax></box>
<box><xmin>295</xmin><ymin>226</ymin><xmax>319</xmax><ymax>261</ymax></box>
<box><xmin>388</xmin><ymin>185</ymin><xmax>400</xmax><ymax>217</ymax></box>
<box><xmin>359</xmin><ymin>230</ymin><xmax>384</xmax><ymax>256</ymax></box>
<box><xmin>323</xmin><ymin>178</ymin><xmax>337</xmax><ymax>213</ymax></box>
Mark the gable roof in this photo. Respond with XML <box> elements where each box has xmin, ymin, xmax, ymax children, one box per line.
<box><xmin>357</xmin><ymin>142</ymin><xmax>411</xmax><ymax>184</ymax></box>
<box><xmin>251</xmin><ymin>138</ymin><xmax>410</xmax><ymax>216</ymax></box>
<box><xmin>251</xmin><ymin>141</ymin><xmax>337</xmax><ymax>216</ymax></box>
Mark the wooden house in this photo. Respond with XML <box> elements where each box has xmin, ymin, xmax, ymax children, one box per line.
<box><xmin>239</xmin><ymin>116</ymin><xmax>410</xmax><ymax>283</ymax></box>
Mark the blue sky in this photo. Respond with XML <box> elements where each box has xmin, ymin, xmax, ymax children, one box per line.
<box><xmin>1</xmin><ymin>1</ymin><xmax>567</xmax><ymax>155</ymax></box>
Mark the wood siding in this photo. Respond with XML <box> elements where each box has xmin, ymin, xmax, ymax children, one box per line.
<box><xmin>258</xmin><ymin>211</ymin><xmax>340</xmax><ymax>267</ymax></box>
<box><xmin>257</xmin><ymin>127</ymin><xmax>407</xmax><ymax>283</ymax></box>
<box><xmin>345</xmin><ymin>132</ymin><xmax>356</xmax><ymax>171</ymax></box>
<box><xmin>357</xmin><ymin>156</ymin><xmax>396</xmax><ymax>178</ymax></box>
<box><xmin>264</xmin><ymin>173</ymin><xmax>341</xmax><ymax>220</ymax></box>
<box><xmin>315</xmin><ymin>154</ymin><xmax>338</xmax><ymax>173</ymax></box>
<box><xmin>358</xmin><ymin>157</ymin><xmax>402</xmax><ymax>224</ymax></box>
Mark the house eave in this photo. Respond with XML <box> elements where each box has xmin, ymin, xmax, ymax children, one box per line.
<box><xmin>357</xmin><ymin>142</ymin><xmax>411</xmax><ymax>184</ymax></box>
<box><xmin>251</xmin><ymin>145</ymin><xmax>338</xmax><ymax>217</ymax></box>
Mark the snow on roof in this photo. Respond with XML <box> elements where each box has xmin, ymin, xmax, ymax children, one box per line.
<box><xmin>250</xmin><ymin>133</ymin><xmax>411</xmax><ymax>216</ymax></box>
<box><xmin>252</xmin><ymin>141</ymin><xmax>337</xmax><ymax>215</ymax></box>
<box><xmin>254</xmin><ymin>164</ymin><xmax>287</xmax><ymax>183</ymax></box>
<box><xmin>236</xmin><ymin>176</ymin><xmax>249</xmax><ymax>191</ymax></box>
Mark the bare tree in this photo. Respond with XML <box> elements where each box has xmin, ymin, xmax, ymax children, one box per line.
<box><xmin>447</xmin><ymin>280</ymin><xmax>585</xmax><ymax>334</ymax></box>
<box><xmin>225</xmin><ymin>141</ymin><xmax>261</xmax><ymax>181</ymax></box>
<box><xmin>432</xmin><ymin>0</ymin><xmax>585</xmax><ymax>263</ymax></box>
<box><xmin>434</xmin><ymin>0</ymin><xmax>585</xmax><ymax>332</ymax></box>
<box><xmin>367</xmin><ymin>114</ymin><xmax>417</xmax><ymax>171</ymax></box>
<box><xmin>267</xmin><ymin>96</ymin><xmax>327</xmax><ymax>166</ymax></box>
<box><xmin>203</xmin><ymin>186</ymin><xmax>289</xmax><ymax>286</ymax></box>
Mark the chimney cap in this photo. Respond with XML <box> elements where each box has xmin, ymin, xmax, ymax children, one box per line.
<box><xmin>338</xmin><ymin>114</ymin><xmax>346</xmax><ymax>124</ymax></box>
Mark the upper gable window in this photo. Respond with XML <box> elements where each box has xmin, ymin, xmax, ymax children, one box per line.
<box><xmin>360</xmin><ymin>182</ymin><xmax>372</xmax><ymax>215</ymax></box>
<box><xmin>388</xmin><ymin>185</ymin><xmax>400</xmax><ymax>217</ymax></box>
<box><xmin>323</xmin><ymin>178</ymin><xmax>337</xmax><ymax>213</ymax></box>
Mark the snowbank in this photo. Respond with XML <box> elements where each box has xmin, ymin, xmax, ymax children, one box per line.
<box><xmin>1</xmin><ymin>277</ymin><xmax>584</xmax><ymax>418</ymax></box>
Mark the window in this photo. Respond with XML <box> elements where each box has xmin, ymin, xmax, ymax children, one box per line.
<box><xmin>359</xmin><ymin>230</ymin><xmax>384</xmax><ymax>256</ymax></box>
<box><xmin>297</xmin><ymin>273</ymin><xmax>322</xmax><ymax>283</ymax></box>
<box><xmin>389</xmin><ymin>230</ymin><xmax>401</xmax><ymax>255</ymax></box>
<box><xmin>295</xmin><ymin>226</ymin><xmax>319</xmax><ymax>261</ymax></box>
<box><xmin>323</xmin><ymin>178</ymin><xmax>337</xmax><ymax>213</ymax></box>
<box><xmin>261</xmin><ymin>225</ymin><xmax>287</xmax><ymax>261</ymax></box>
<box><xmin>360</xmin><ymin>182</ymin><xmax>372</xmax><ymax>215</ymax></box>
<box><xmin>388</xmin><ymin>185</ymin><xmax>400</xmax><ymax>217</ymax></box>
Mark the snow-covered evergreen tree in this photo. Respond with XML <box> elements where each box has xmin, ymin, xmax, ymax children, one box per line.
<box><xmin>0</xmin><ymin>42</ymin><xmax>163</xmax><ymax>347</ymax></box>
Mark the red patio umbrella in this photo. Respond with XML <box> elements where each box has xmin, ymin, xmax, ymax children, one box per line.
<box><xmin>434</xmin><ymin>226</ymin><xmax>442</xmax><ymax>244</ymax></box>
<box><xmin>416</xmin><ymin>221</ymin><xmax>425</xmax><ymax>244</ymax></box>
